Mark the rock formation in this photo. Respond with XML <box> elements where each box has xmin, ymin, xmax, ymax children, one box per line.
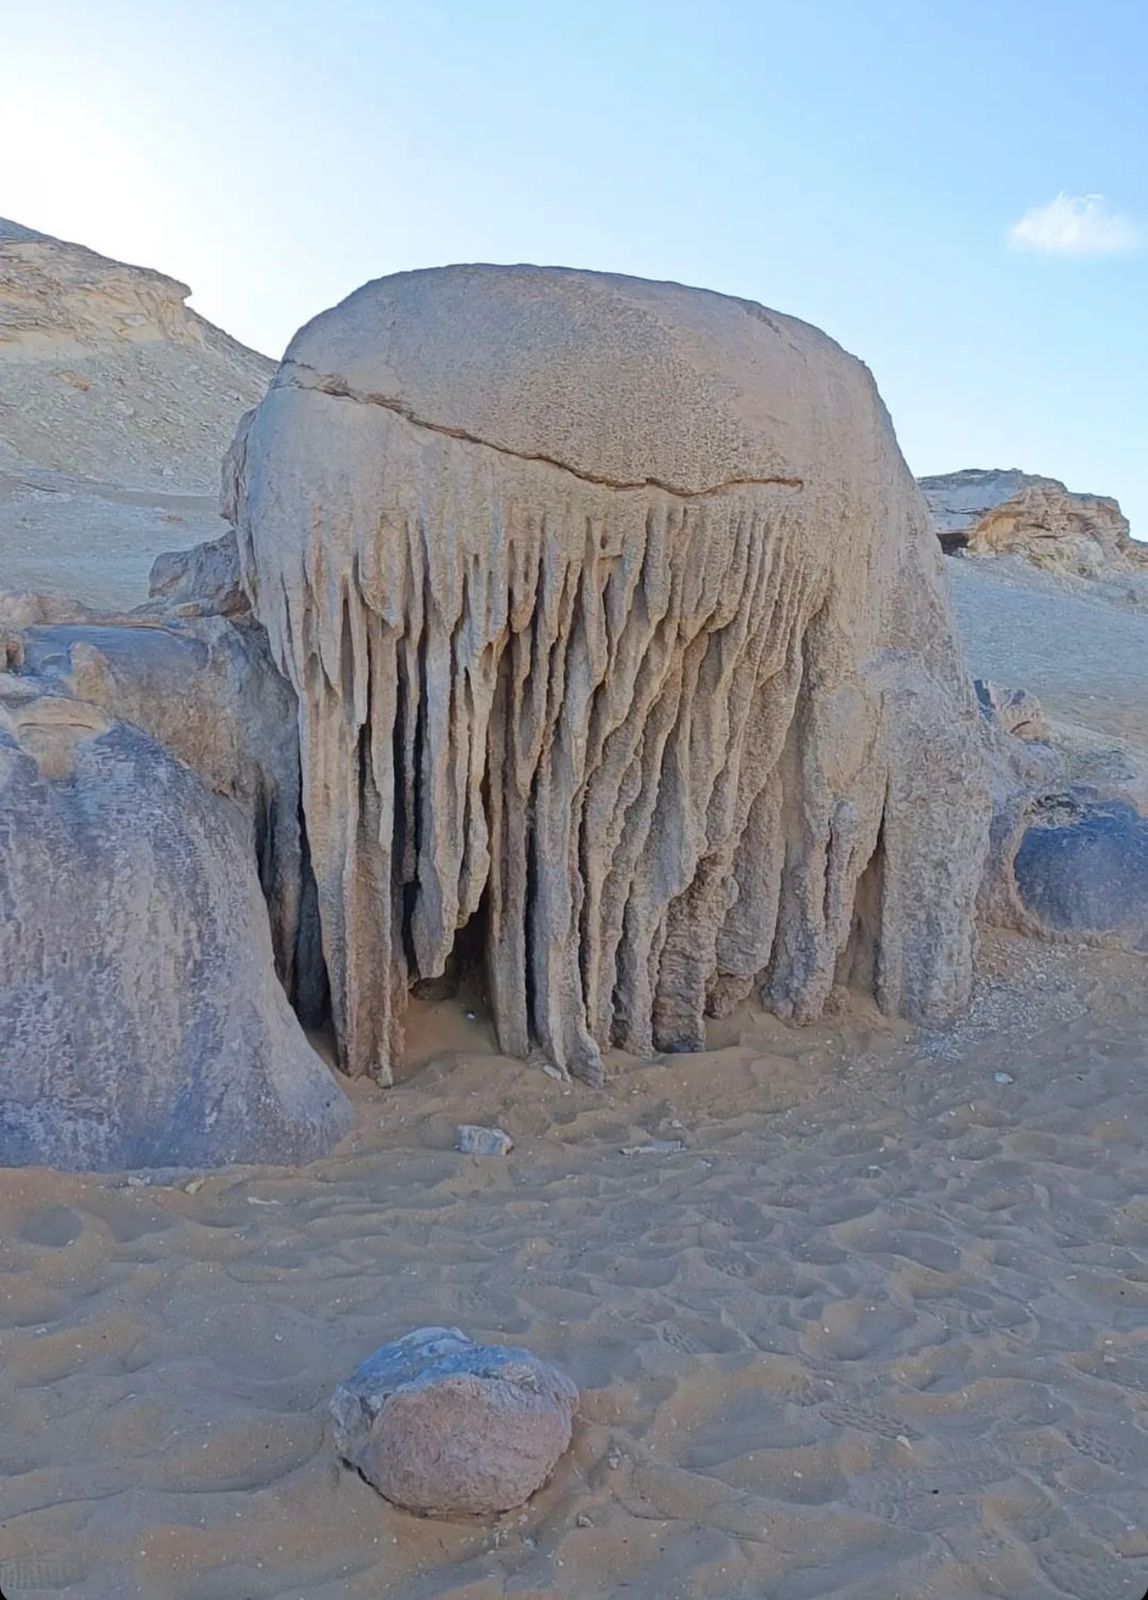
<box><xmin>232</xmin><ymin>266</ymin><xmax>989</xmax><ymax>1086</ymax></box>
<box><xmin>973</xmin><ymin>678</ymin><xmax>1049</xmax><ymax>743</ymax></box>
<box><xmin>0</xmin><ymin>218</ymin><xmax>271</xmax><ymax>490</ymax></box>
<box><xmin>0</xmin><ymin>678</ymin><xmax>351</xmax><ymax>1170</ymax></box>
<box><xmin>1013</xmin><ymin>798</ymin><xmax>1148</xmax><ymax>951</ymax></box>
<box><xmin>148</xmin><ymin>527</ymin><xmax>248</xmax><ymax>617</ymax></box>
<box><xmin>977</xmin><ymin>676</ymin><xmax>1148</xmax><ymax>954</ymax></box>
<box><xmin>331</xmin><ymin>1328</ymin><xmax>578</xmax><ymax>1516</ymax></box>
<box><xmin>0</xmin><ymin>219</ymin><xmax>271</xmax><ymax>607</ymax></box>
<box><xmin>919</xmin><ymin>469</ymin><xmax>1063</xmax><ymax>551</ymax></box>
<box><xmin>919</xmin><ymin>468</ymin><xmax>1146</xmax><ymax>580</ymax></box>
<box><xmin>8</xmin><ymin>601</ymin><xmax>324</xmax><ymax>1023</ymax></box>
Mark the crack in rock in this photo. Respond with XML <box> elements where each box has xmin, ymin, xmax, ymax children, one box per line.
<box><xmin>280</xmin><ymin>361</ymin><xmax>805</xmax><ymax>501</ymax></box>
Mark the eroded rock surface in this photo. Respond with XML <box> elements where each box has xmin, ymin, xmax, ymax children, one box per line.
<box><xmin>976</xmin><ymin>673</ymin><xmax>1148</xmax><ymax>952</ymax></box>
<box><xmin>233</xmin><ymin>266</ymin><xmax>989</xmax><ymax>1084</ymax></box>
<box><xmin>148</xmin><ymin>527</ymin><xmax>248</xmax><ymax>616</ymax></box>
<box><xmin>920</xmin><ymin>468</ymin><xmax>1145</xmax><ymax>582</ymax></box>
<box><xmin>973</xmin><ymin>678</ymin><xmax>1049</xmax><ymax>743</ymax></box>
<box><xmin>919</xmin><ymin>469</ymin><xmax>1063</xmax><ymax>550</ymax></box>
<box><xmin>10</xmin><ymin>607</ymin><xmax>323</xmax><ymax>1020</ymax></box>
<box><xmin>331</xmin><ymin>1328</ymin><xmax>577</xmax><ymax>1516</ymax></box>
<box><xmin>0</xmin><ymin>682</ymin><xmax>350</xmax><ymax>1170</ymax></box>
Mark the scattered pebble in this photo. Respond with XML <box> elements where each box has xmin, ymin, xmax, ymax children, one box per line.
<box><xmin>455</xmin><ymin>1125</ymin><xmax>514</xmax><ymax>1157</ymax></box>
<box><xmin>621</xmin><ymin>1139</ymin><xmax>685</xmax><ymax>1155</ymax></box>
<box><xmin>993</xmin><ymin>1071</ymin><xmax>1015</xmax><ymax>1085</ymax></box>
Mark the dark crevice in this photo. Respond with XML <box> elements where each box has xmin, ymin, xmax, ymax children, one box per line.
<box><xmin>523</xmin><ymin>767</ymin><xmax>541</xmax><ymax>1045</ymax></box>
<box><xmin>838</xmin><ymin>816</ymin><xmax>886</xmax><ymax>996</ymax></box>
<box><xmin>292</xmin><ymin>789</ymin><xmax>331</xmax><ymax>1032</ymax></box>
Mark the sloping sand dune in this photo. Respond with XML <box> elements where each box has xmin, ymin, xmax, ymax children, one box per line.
<box><xmin>951</xmin><ymin>558</ymin><xmax>1148</xmax><ymax>751</ymax></box>
<box><xmin>2</xmin><ymin>932</ymin><xmax>1147</xmax><ymax>1599</ymax></box>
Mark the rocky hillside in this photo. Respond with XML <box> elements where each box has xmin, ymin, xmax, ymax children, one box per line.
<box><xmin>919</xmin><ymin>467</ymin><xmax>1145</xmax><ymax>581</ymax></box>
<box><xmin>918</xmin><ymin>469</ymin><xmax>1060</xmax><ymax>550</ymax></box>
<box><xmin>0</xmin><ymin>220</ymin><xmax>272</xmax><ymax>606</ymax></box>
<box><xmin>0</xmin><ymin>218</ymin><xmax>271</xmax><ymax>491</ymax></box>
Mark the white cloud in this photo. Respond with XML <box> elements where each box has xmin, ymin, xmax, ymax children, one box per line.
<box><xmin>1008</xmin><ymin>192</ymin><xmax>1142</xmax><ymax>257</ymax></box>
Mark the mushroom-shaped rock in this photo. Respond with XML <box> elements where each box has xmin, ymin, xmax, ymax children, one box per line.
<box><xmin>232</xmin><ymin>266</ymin><xmax>989</xmax><ymax>1084</ymax></box>
<box><xmin>0</xmin><ymin>683</ymin><xmax>351</xmax><ymax>1169</ymax></box>
<box><xmin>331</xmin><ymin>1327</ymin><xmax>578</xmax><ymax>1517</ymax></box>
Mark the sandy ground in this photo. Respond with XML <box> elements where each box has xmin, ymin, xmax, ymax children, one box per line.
<box><xmin>2</xmin><ymin>931</ymin><xmax>1148</xmax><ymax>1600</ymax></box>
<box><xmin>0</xmin><ymin>465</ymin><xmax>222</xmax><ymax>611</ymax></box>
<box><xmin>3</xmin><ymin>554</ymin><xmax>1148</xmax><ymax>1599</ymax></box>
<box><xmin>951</xmin><ymin>557</ymin><xmax>1148</xmax><ymax>752</ymax></box>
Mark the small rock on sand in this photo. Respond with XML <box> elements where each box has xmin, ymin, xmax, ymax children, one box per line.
<box><xmin>331</xmin><ymin>1327</ymin><xmax>577</xmax><ymax>1517</ymax></box>
<box><xmin>455</xmin><ymin>1125</ymin><xmax>514</xmax><ymax>1157</ymax></box>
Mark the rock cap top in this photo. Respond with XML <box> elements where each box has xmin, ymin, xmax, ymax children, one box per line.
<box><xmin>279</xmin><ymin>263</ymin><xmax>882</xmax><ymax>498</ymax></box>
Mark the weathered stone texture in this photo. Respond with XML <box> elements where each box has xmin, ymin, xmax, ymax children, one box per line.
<box><xmin>0</xmin><ymin>683</ymin><xmax>350</xmax><ymax>1169</ymax></box>
<box><xmin>232</xmin><ymin>266</ymin><xmax>989</xmax><ymax>1084</ymax></box>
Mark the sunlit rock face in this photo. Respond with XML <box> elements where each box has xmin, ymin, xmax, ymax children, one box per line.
<box><xmin>920</xmin><ymin>468</ymin><xmax>1145</xmax><ymax>578</ymax></box>
<box><xmin>231</xmin><ymin>266</ymin><xmax>988</xmax><ymax>1085</ymax></box>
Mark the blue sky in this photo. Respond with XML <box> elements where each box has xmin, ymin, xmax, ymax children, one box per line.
<box><xmin>3</xmin><ymin>0</ymin><xmax>1145</xmax><ymax>531</ymax></box>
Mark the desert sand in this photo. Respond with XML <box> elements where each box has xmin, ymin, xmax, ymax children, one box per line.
<box><xmin>3</xmin><ymin>241</ymin><xmax>1148</xmax><ymax>1600</ymax></box>
<box><xmin>952</xmin><ymin>556</ymin><xmax>1148</xmax><ymax>751</ymax></box>
<box><xmin>2</xmin><ymin>928</ymin><xmax>1148</xmax><ymax>1599</ymax></box>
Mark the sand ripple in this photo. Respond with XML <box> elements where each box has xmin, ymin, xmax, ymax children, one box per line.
<box><xmin>2</xmin><ymin>933</ymin><xmax>1147</xmax><ymax>1598</ymax></box>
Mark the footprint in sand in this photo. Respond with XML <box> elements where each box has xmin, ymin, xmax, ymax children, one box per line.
<box><xmin>856</xmin><ymin>1227</ymin><xmax>965</xmax><ymax>1274</ymax></box>
<box><xmin>800</xmin><ymin>1300</ymin><xmax>922</xmax><ymax>1362</ymax></box>
<box><xmin>1064</xmin><ymin>1421</ymin><xmax>1145</xmax><ymax>1472</ymax></box>
<box><xmin>850</xmin><ymin>1459</ymin><xmax>999</xmax><ymax>1531</ymax></box>
<box><xmin>0</xmin><ymin>1557</ymin><xmax>91</xmax><ymax>1594</ymax></box>
<box><xmin>816</xmin><ymin>1397</ymin><xmax>916</xmax><ymax>1440</ymax></box>
<box><xmin>88</xmin><ymin>1195</ymin><xmax>177</xmax><ymax>1245</ymax></box>
<box><xmin>1035</xmin><ymin>1535</ymin><xmax>1139</xmax><ymax>1600</ymax></box>
<box><xmin>20</xmin><ymin>1204</ymin><xmax>84</xmax><ymax>1247</ymax></box>
<box><xmin>151</xmin><ymin>1413</ymin><xmax>325</xmax><ymax>1494</ymax></box>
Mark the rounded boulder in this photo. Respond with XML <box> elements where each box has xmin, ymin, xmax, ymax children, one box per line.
<box><xmin>331</xmin><ymin>1327</ymin><xmax>578</xmax><ymax>1517</ymax></box>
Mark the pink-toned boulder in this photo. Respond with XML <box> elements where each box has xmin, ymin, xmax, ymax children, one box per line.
<box><xmin>331</xmin><ymin>1327</ymin><xmax>578</xmax><ymax>1517</ymax></box>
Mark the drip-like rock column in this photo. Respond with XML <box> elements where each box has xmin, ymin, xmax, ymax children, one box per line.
<box><xmin>231</xmin><ymin>266</ymin><xmax>988</xmax><ymax>1084</ymax></box>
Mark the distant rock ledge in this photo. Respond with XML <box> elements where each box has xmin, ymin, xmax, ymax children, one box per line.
<box><xmin>919</xmin><ymin>468</ymin><xmax>1146</xmax><ymax>582</ymax></box>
